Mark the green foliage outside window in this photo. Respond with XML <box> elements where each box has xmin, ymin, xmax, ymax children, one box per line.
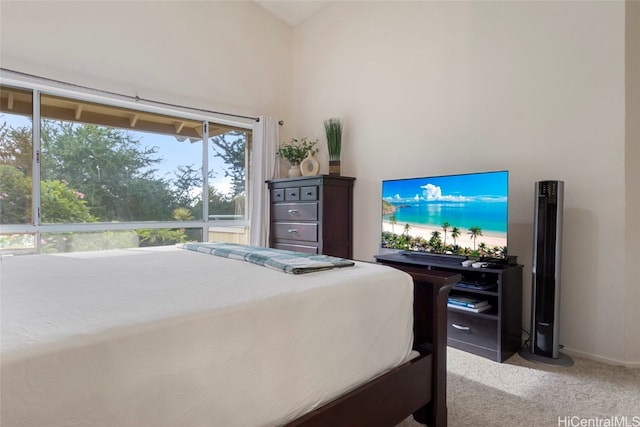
<box><xmin>40</xmin><ymin>179</ymin><xmax>98</xmax><ymax>223</ymax></box>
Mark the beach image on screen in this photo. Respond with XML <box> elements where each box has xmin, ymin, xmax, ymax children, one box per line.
<box><xmin>381</xmin><ymin>171</ymin><xmax>508</xmax><ymax>259</ymax></box>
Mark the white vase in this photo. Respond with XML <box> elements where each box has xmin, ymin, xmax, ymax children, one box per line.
<box><xmin>288</xmin><ymin>164</ymin><xmax>301</xmax><ymax>177</ymax></box>
<box><xmin>300</xmin><ymin>152</ymin><xmax>320</xmax><ymax>176</ymax></box>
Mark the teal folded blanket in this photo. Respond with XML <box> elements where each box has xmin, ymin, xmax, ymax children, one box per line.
<box><xmin>181</xmin><ymin>242</ymin><xmax>355</xmax><ymax>275</ymax></box>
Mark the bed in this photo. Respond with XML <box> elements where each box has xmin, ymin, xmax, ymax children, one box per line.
<box><xmin>1</xmin><ymin>244</ymin><xmax>457</xmax><ymax>427</ymax></box>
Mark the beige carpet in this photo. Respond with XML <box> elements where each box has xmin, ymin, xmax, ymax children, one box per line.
<box><xmin>398</xmin><ymin>347</ymin><xmax>640</xmax><ymax>427</ymax></box>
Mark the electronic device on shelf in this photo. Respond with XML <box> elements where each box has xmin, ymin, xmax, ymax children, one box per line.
<box><xmin>400</xmin><ymin>250</ymin><xmax>467</xmax><ymax>264</ymax></box>
<box><xmin>455</xmin><ymin>279</ymin><xmax>497</xmax><ymax>291</ymax></box>
<box><xmin>381</xmin><ymin>170</ymin><xmax>509</xmax><ymax>262</ymax></box>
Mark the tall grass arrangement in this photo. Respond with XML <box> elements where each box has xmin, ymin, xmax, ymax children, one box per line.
<box><xmin>324</xmin><ymin>118</ymin><xmax>343</xmax><ymax>161</ymax></box>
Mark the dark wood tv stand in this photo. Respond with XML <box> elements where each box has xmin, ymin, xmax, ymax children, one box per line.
<box><xmin>375</xmin><ymin>253</ymin><xmax>523</xmax><ymax>363</ymax></box>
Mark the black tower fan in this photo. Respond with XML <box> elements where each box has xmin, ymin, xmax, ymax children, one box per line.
<box><xmin>520</xmin><ymin>180</ymin><xmax>573</xmax><ymax>366</ymax></box>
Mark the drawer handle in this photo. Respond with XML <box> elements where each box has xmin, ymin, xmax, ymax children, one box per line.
<box><xmin>305</xmin><ymin>191</ymin><xmax>313</xmax><ymax>195</ymax></box>
<box><xmin>287</xmin><ymin>229</ymin><xmax>298</xmax><ymax>233</ymax></box>
<box><xmin>452</xmin><ymin>323</ymin><xmax>470</xmax><ymax>331</ymax></box>
<box><xmin>287</xmin><ymin>209</ymin><xmax>298</xmax><ymax>214</ymax></box>
<box><xmin>288</xmin><ymin>192</ymin><xmax>296</xmax><ymax>196</ymax></box>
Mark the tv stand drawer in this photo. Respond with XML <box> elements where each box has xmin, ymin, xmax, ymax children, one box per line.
<box><xmin>447</xmin><ymin>311</ymin><xmax>498</xmax><ymax>351</ymax></box>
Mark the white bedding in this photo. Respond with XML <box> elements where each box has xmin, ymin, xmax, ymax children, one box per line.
<box><xmin>1</xmin><ymin>246</ymin><xmax>414</xmax><ymax>427</ymax></box>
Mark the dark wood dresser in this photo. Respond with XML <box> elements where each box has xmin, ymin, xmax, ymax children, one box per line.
<box><xmin>266</xmin><ymin>175</ymin><xmax>355</xmax><ymax>258</ymax></box>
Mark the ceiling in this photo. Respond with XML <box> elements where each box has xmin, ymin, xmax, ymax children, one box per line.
<box><xmin>254</xmin><ymin>1</ymin><xmax>332</xmax><ymax>26</ymax></box>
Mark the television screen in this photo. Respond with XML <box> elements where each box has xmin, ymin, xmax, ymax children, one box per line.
<box><xmin>381</xmin><ymin>170</ymin><xmax>508</xmax><ymax>259</ymax></box>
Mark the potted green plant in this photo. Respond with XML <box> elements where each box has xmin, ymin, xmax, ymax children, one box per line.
<box><xmin>324</xmin><ymin>118</ymin><xmax>343</xmax><ymax>175</ymax></box>
<box><xmin>276</xmin><ymin>137</ymin><xmax>318</xmax><ymax>177</ymax></box>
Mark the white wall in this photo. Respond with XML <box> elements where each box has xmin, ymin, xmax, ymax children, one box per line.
<box><xmin>292</xmin><ymin>1</ymin><xmax>637</xmax><ymax>365</ymax></box>
<box><xmin>0</xmin><ymin>0</ymin><xmax>292</xmax><ymax>123</ymax></box>
<box><xmin>625</xmin><ymin>1</ymin><xmax>640</xmax><ymax>365</ymax></box>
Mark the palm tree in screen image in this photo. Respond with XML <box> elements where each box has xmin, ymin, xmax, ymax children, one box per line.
<box><xmin>478</xmin><ymin>242</ymin><xmax>488</xmax><ymax>257</ymax></box>
<box><xmin>430</xmin><ymin>230</ymin><xmax>442</xmax><ymax>251</ymax></box>
<box><xmin>468</xmin><ymin>226</ymin><xmax>483</xmax><ymax>251</ymax></box>
<box><xmin>441</xmin><ymin>221</ymin><xmax>450</xmax><ymax>247</ymax></box>
<box><xmin>451</xmin><ymin>227</ymin><xmax>460</xmax><ymax>246</ymax></box>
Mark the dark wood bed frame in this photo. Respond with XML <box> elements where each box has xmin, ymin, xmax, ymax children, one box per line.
<box><xmin>286</xmin><ymin>259</ymin><xmax>460</xmax><ymax>427</ymax></box>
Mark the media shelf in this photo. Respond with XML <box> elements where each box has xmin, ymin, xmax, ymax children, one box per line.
<box><xmin>375</xmin><ymin>253</ymin><xmax>523</xmax><ymax>362</ymax></box>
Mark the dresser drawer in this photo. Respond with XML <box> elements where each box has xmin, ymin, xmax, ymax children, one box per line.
<box><xmin>272</xmin><ymin>203</ymin><xmax>318</xmax><ymax>221</ymax></box>
<box><xmin>284</xmin><ymin>187</ymin><xmax>300</xmax><ymax>201</ymax></box>
<box><xmin>272</xmin><ymin>223</ymin><xmax>318</xmax><ymax>242</ymax></box>
<box><xmin>300</xmin><ymin>186</ymin><xmax>318</xmax><ymax>201</ymax></box>
<box><xmin>273</xmin><ymin>243</ymin><xmax>318</xmax><ymax>254</ymax></box>
<box><xmin>271</xmin><ymin>189</ymin><xmax>285</xmax><ymax>202</ymax></box>
<box><xmin>447</xmin><ymin>310</ymin><xmax>498</xmax><ymax>350</ymax></box>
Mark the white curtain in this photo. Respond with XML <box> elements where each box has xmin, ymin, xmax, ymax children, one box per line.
<box><xmin>249</xmin><ymin>116</ymin><xmax>280</xmax><ymax>246</ymax></box>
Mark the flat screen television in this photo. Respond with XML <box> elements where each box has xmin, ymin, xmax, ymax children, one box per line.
<box><xmin>381</xmin><ymin>170</ymin><xmax>508</xmax><ymax>260</ymax></box>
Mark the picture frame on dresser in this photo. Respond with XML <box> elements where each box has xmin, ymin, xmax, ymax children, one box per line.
<box><xmin>266</xmin><ymin>175</ymin><xmax>355</xmax><ymax>259</ymax></box>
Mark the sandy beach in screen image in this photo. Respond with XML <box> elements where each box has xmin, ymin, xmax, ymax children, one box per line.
<box><xmin>382</xmin><ymin>221</ymin><xmax>507</xmax><ymax>249</ymax></box>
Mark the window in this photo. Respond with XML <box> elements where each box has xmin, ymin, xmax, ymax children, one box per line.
<box><xmin>0</xmin><ymin>84</ymin><xmax>252</xmax><ymax>253</ymax></box>
<box><xmin>0</xmin><ymin>87</ymin><xmax>33</xmax><ymax>225</ymax></box>
<box><xmin>39</xmin><ymin>94</ymin><xmax>205</xmax><ymax>223</ymax></box>
<box><xmin>208</xmin><ymin>121</ymin><xmax>250</xmax><ymax>220</ymax></box>
<box><xmin>1</xmin><ymin>87</ymin><xmax>34</xmax><ymax>254</ymax></box>
<box><xmin>207</xmin><ymin>122</ymin><xmax>251</xmax><ymax>244</ymax></box>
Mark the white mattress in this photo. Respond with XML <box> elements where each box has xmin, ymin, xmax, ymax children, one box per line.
<box><xmin>1</xmin><ymin>246</ymin><xmax>414</xmax><ymax>427</ymax></box>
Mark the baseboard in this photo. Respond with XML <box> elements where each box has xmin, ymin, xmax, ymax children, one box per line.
<box><xmin>561</xmin><ymin>347</ymin><xmax>640</xmax><ymax>368</ymax></box>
